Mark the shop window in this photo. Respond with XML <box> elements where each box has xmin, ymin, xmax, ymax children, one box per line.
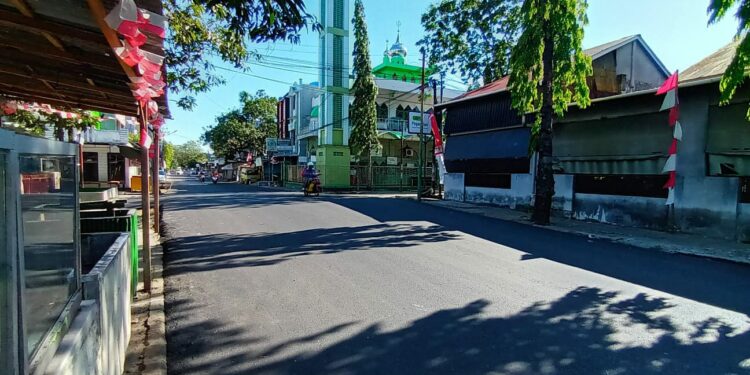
<box><xmin>740</xmin><ymin>178</ymin><xmax>750</xmax><ymax>203</ymax></box>
<box><xmin>574</xmin><ymin>175</ymin><xmax>667</xmax><ymax>198</ymax></box>
<box><xmin>465</xmin><ymin>173</ymin><xmax>511</xmax><ymax>189</ymax></box>
<box><xmin>19</xmin><ymin>155</ymin><xmax>78</xmax><ymax>356</ymax></box>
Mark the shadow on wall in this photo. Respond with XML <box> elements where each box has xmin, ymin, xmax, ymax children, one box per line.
<box><xmin>166</xmin><ymin>287</ymin><xmax>750</xmax><ymax>375</ymax></box>
<box><xmin>163</xmin><ymin>223</ymin><xmax>460</xmax><ymax>276</ymax></box>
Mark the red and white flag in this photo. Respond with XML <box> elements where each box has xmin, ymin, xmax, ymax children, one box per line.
<box><xmin>657</xmin><ymin>71</ymin><xmax>680</xmax><ymax>205</ymax></box>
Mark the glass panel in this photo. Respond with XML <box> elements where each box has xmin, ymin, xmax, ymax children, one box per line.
<box><xmin>0</xmin><ymin>152</ymin><xmax>9</xmax><ymax>371</ymax></box>
<box><xmin>19</xmin><ymin>155</ymin><xmax>77</xmax><ymax>355</ymax></box>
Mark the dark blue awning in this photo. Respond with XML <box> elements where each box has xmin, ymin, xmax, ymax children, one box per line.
<box><xmin>444</xmin><ymin>128</ymin><xmax>531</xmax><ymax>174</ymax></box>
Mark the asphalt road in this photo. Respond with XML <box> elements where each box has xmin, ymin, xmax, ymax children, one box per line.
<box><xmin>162</xmin><ymin>176</ymin><xmax>750</xmax><ymax>375</ymax></box>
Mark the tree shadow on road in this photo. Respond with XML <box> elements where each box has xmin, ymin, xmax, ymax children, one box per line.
<box><xmin>164</xmin><ymin>223</ymin><xmax>460</xmax><ymax>275</ymax></box>
<box><xmin>167</xmin><ymin>286</ymin><xmax>750</xmax><ymax>375</ymax></box>
<box><xmin>329</xmin><ymin>197</ymin><xmax>750</xmax><ymax>315</ymax></box>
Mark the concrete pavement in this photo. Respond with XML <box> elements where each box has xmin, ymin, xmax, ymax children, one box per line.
<box><xmin>162</xmin><ymin>177</ymin><xmax>750</xmax><ymax>375</ymax></box>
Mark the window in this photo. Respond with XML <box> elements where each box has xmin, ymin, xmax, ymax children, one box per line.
<box><xmin>19</xmin><ymin>155</ymin><xmax>78</xmax><ymax>356</ymax></box>
<box><xmin>82</xmin><ymin>152</ymin><xmax>98</xmax><ymax>181</ymax></box>
<box><xmin>108</xmin><ymin>153</ymin><xmax>125</xmax><ymax>182</ymax></box>
<box><xmin>99</xmin><ymin>119</ymin><xmax>117</xmax><ymax>131</ymax></box>
<box><xmin>376</xmin><ymin>103</ymin><xmax>388</xmax><ymax>120</ymax></box>
<box><xmin>574</xmin><ymin>175</ymin><xmax>668</xmax><ymax>198</ymax></box>
<box><xmin>465</xmin><ymin>173</ymin><xmax>511</xmax><ymax>189</ymax></box>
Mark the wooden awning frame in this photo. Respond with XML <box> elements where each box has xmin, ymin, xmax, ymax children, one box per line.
<box><xmin>0</xmin><ymin>0</ymin><xmax>169</xmax><ymax>117</ymax></box>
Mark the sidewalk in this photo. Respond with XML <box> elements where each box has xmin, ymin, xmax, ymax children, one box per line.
<box><xmin>124</xmin><ymin>221</ymin><xmax>167</xmax><ymax>374</ymax></box>
<box><xmin>418</xmin><ymin>198</ymin><xmax>750</xmax><ymax>265</ymax></box>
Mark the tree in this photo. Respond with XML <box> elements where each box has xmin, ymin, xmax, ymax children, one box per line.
<box><xmin>164</xmin><ymin>0</ymin><xmax>320</xmax><ymax>109</ymax></box>
<box><xmin>418</xmin><ymin>0</ymin><xmax>521</xmax><ymax>85</ymax></box>
<box><xmin>708</xmin><ymin>0</ymin><xmax>750</xmax><ymax>117</ymax></box>
<box><xmin>201</xmin><ymin>90</ymin><xmax>277</xmax><ymax>159</ymax></box>
<box><xmin>173</xmin><ymin>140</ymin><xmax>207</xmax><ymax>168</ymax></box>
<box><xmin>163</xmin><ymin>141</ymin><xmax>175</xmax><ymax>169</ymax></box>
<box><xmin>508</xmin><ymin>0</ymin><xmax>592</xmax><ymax>225</ymax></box>
<box><xmin>349</xmin><ymin>0</ymin><xmax>380</xmax><ymax>176</ymax></box>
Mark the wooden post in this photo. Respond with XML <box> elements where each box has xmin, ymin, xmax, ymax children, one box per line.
<box><xmin>139</xmin><ymin>108</ymin><xmax>152</xmax><ymax>293</ymax></box>
<box><xmin>152</xmin><ymin>127</ymin><xmax>160</xmax><ymax>234</ymax></box>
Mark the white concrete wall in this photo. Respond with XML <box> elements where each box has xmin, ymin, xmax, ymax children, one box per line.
<box><xmin>43</xmin><ymin>233</ymin><xmax>131</xmax><ymax>375</ymax></box>
<box><xmin>444</xmin><ymin>173</ymin><xmax>465</xmax><ymax>201</ymax></box>
<box><xmin>42</xmin><ymin>301</ymin><xmax>100</xmax><ymax>375</ymax></box>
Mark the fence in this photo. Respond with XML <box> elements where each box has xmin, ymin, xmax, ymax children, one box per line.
<box><xmin>284</xmin><ymin>164</ymin><xmax>433</xmax><ymax>190</ymax></box>
<box><xmin>350</xmin><ymin>166</ymin><xmax>434</xmax><ymax>190</ymax></box>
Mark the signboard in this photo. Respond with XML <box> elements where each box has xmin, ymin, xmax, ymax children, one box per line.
<box><xmin>266</xmin><ymin>138</ymin><xmax>278</xmax><ymax>152</ymax></box>
<box><xmin>386</xmin><ymin>157</ymin><xmax>399</xmax><ymax>165</ymax></box>
<box><xmin>408</xmin><ymin>112</ymin><xmax>431</xmax><ymax>134</ymax></box>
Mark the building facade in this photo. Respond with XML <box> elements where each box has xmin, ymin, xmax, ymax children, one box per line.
<box><xmin>442</xmin><ymin>38</ymin><xmax>750</xmax><ymax>241</ymax></box>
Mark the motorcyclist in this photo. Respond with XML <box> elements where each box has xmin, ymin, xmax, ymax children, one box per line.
<box><xmin>199</xmin><ymin>170</ymin><xmax>206</xmax><ymax>183</ymax></box>
<box><xmin>301</xmin><ymin>162</ymin><xmax>319</xmax><ymax>193</ymax></box>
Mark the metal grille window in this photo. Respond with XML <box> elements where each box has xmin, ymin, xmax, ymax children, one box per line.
<box><xmin>333</xmin><ymin>0</ymin><xmax>344</xmax><ymax>28</ymax></box>
<box><xmin>333</xmin><ymin>36</ymin><xmax>343</xmax><ymax>87</ymax></box>
<box><xmin>333</xmin><ymin>96</ymin><xmax>343</xmax><ymax>129</ymax></box>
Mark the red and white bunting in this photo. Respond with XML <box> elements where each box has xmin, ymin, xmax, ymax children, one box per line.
<box><xmin>106</xmin><ymin>0</ymin><xmax>168</xmax><ymax>116</ymax></box>
<box><xmin>139</xmin><ymin>126</ymin><xmax>152</xmax><ymax>149</ymax></box>
<box><xmin>657</xmin><ymin>71</ymin><xmax>680</xmax><ymax>205</ymax></box>
<box><xmin>138</xmin><ymin>9</ymin><xmax>167</xmax><ymax>38</ymax></box>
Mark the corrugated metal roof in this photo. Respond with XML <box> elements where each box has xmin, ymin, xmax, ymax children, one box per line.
<box><xmin>682</xmin><ymin>39</ymin><xmax>740</xmax><ymax>81</ymax></box>
<box><xmin>440</xmin><ymin>35</ymin><xmax>669</xmax><ymax>107</ymax></box>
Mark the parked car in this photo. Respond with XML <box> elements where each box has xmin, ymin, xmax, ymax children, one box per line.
<box><xmin>158</xmin><ymin>169</ymin><xmax>168</xmax><ymax>182</ymax></box>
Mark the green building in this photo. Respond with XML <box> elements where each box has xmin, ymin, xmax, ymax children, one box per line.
<box><xmin>316</xmin><ymin>0</ymin><xmax>351</xmax><ymax>188</ymax></box>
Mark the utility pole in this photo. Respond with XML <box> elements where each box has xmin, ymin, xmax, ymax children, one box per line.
<box><xmin>139</xmin><ymin>106</ymin><xmax>152</xmax><ymax>293</ymax></box>
<box><xmin>418</xmin><ymin>50</ymin><xmax>426</xmax><ymax>202</ymax></box>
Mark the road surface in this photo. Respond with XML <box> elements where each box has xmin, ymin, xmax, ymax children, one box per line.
<box><xmin>162</xmin><ymin>176</ymin><xmax>750</xmax><ymax>375</ymax></box>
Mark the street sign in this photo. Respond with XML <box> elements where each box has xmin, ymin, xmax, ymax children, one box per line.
<box><xmin>408</xmin><ymin>112</ymin><xmax>430</xmax><ymax>134</ymax></box>
<box><xmin>266</xmin><ymin>138</ymin><xmax>278</xmax><ymax>152</ymax></box>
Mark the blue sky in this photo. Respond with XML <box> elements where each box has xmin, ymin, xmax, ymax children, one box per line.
<box><xmin>164</xmin><ymin>0</ymin><xmax>740</xmax><ymax>146</ymax></box>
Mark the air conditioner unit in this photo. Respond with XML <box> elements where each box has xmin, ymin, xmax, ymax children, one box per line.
<box><xmin>404</xmin><ymin>148</ymin><xmax>415</xmax><ymax>157</ymax></box>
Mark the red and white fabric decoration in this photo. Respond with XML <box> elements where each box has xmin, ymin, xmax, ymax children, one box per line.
<box><xmin>138</xmin><ymin>9</ymin><xmax>167</xmax><ymax>38</ymax></box>
<box><xmin>104</xmin><ymin>0</ymin><xmax>147</xmax><ymax>47</ymax></box>
<box><xmin>106</xmin><ymin>0</ymin><xmax>169</xmax><ymax>120</ymax></box>
<box><xmin>430</xmin><ymin>114</ymin><xmax>447</xmax><ymax>184</ymax></box>
<box><xmin>114</xmin><ymin>40</ymin><xmax>144</xmax><ymax>67</ymax></box>
<box><xmin>657</xmin><ymin>71</ymin><xmax>680</xmax><ymax>205</ymax></box>
<box><xmin>139</xmin><ymin>126</ymin><xmax>152</xmax><ymax>149</ymax></box>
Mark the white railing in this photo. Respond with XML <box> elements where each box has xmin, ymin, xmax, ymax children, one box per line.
<box><xmin>377</xmin><ymin>118</ymin><xmax>407</xmax><ymax>132</ymax></box>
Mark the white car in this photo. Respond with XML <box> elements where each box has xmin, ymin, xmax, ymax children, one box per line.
<box><xmin>158</xmin><ymin>170</ymin><xmax>168</xmax><ymax>182</ymax></box>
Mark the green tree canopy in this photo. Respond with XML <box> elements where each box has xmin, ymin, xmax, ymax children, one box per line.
<box><xmin>349</xmin><ymin>0</ymin><xmax>380</xmax><ymax>159</ymax></box>
<box><xmin>201</xmin><ymin>90</ymin><xmax>277</xmax><ymax>159</ymax></box>
<box><xmin>163</xmin><ymin>141</ymin><xmax>175</xmax><ymax>169</ymax></box>
<box><xmin>508</xmin><ymin>0</ymin><xmax>592</xmax><ymax>225</ymax></box>
<box><xmin>418</xmin><ymin>0</ymin><xmax>521</xmax><ymax>85</ymax></box>
<box><xmin>165</xmin><ymin>0</ymin><xmax>320</xmax><ymax>109</ymax></box>
<box><xmin>708</xmin><ymin>0</ymin><xmax>750</xmax><ymax>117</ymax></box>
<box><xmin>173</xmin><ymin>140</ymin><xmax>208</xmax><ymax>168</ymax></box>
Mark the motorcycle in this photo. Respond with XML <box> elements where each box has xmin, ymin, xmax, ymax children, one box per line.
<box><xmin>211</xmin><ymin>175</ymin><xmax>219</xmax><ymax>184</ymax></box>
<box><xmin>303</xmin><ymin>176</ymin><xmax>321</xmax><ymax>197</ymax></box>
